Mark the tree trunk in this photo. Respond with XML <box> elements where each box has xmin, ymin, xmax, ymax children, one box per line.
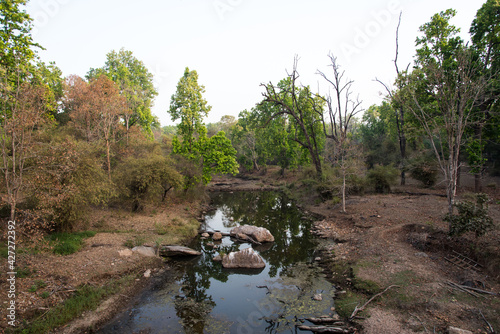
<box><xmin>475</xmin><ymin>172</ymin><xmax>483</xmax><ymax>193</ymax></box>
<box><xmin>106</xmin><ymin>138</ymin><xmax>111</xmax><ymax>181</ymax></box>
<box><xmin>342</xmin><ymin>169</ymin><xmax>346</xmax><ymax>213</ymax></box>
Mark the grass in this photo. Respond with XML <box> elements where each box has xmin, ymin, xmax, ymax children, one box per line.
<box><xmin>335</xmin><ymin>290</ymin><xmax>365</xmax><ymax>318</ymax></box>
<box><xmin>14</xmin><ymin>275</ymin><xmax>134</xmax><ymax>334</ymax></box>
<box><xmin>48</xmin><ymin>231</ymin><xmax>97</xmax><ymax>256</ymax></box>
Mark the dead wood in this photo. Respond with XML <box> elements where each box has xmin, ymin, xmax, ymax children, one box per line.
<box><xmin>296</xmin><ymin>325</ymin><xmax>350</xmax><ymax>333</ymax></box>
<box><xmin>349</xmin><ymin>285</ymin><xmax>400</xmax><ymax>321</ymax></box>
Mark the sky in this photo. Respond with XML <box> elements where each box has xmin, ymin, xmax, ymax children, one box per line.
<box><xmin>25</xmin><ymin>0</ymin><xmax>486</xmax><ymax>126</ymax></box>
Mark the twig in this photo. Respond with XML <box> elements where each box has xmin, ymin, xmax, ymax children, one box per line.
<box><xmin>479</xmin><ymin>310</ymin><xmax>494</xmax><ymax>333</ymax></box>
<box><xmin>349</xmin><ymin>285</ymin><xmax>400</xmax><ymax>320</ymax></box>
<box><xmin>410</xmin><ymin>313</ymin><xmax>428</xmax><ymax>333</ymax></box>
<box><xmin>446</xmin><ymin>281</ymin><xmax>481</xmax><ymax>298</ymax></box>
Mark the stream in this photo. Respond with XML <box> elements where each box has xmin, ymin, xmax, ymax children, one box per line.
<box><xmin>98</xmin><ymin>191</ymin><xmax>336</xmax><ymax>334</ymax></box>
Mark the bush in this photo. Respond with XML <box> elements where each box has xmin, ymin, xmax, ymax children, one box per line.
<box><xmin>48</xmin><ymin>231</ymin><xmax>96</xmax><ymax>255</ymax></box>
<box><xmin>410</xmin><ymin>158</ymin><xmax>438</xmax><ymax>187</ymax></box>
<box><xmin>366</xmin><ymin>165</ymin><xmax>398</xmax><ymax>193</ymax></box>
<box><xmin>445</xmin><ymin>193</ymin><xmax>494</xmax><ymax>237</ymax></box>
<box><xmin>114</xmin><ymin>152</ymin><xmax>184</xmax><ymax>211</ymax></box>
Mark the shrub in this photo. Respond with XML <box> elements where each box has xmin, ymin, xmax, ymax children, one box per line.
<box><xmin>445</xmin><ymin>193</ymin><xmax>494</xmax><ymax>237</ymax></box>
<box><xmin>366</xmin><ymin>165</ymin><xmax>398</xmax><ymax>193</ymax></box>
<box><xmin>410</xmin><ymin>158</ymin><xmax>438</xmax><ymax>187</ymax></box>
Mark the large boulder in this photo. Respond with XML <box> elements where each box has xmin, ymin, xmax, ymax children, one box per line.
<box><xmin>221</xmin><ymin>248</ymin><xmax>265</xmax><ymax>269</ymax></box>
<box><xmin>132</xmin><ymin>246</ymin><xmax>156</xmax><ymax>257</ymax></box>
<box><xmin>230</xmin><ymin>225</ymin><xmax>274</xmax><ymax>243</ymax></box>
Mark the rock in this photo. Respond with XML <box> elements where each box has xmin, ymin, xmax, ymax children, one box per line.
<box><xmin>118</xmin><ymin>249</ymin><xmax>133</xmax><ymax>257</ymax></box>
<box><xmin>144</xmin><ymin>269</ymin><xmax>151</xmax><ymax>278</ymax></box>
<box><xmin>312</xmin><ymin>294</ymin><xmax>322</xmax><ymax>301</ymax></box>
<box><xmin>206</xmin><ymin>242</ymin><xmax>215</xmax><ymax>248</ymax></box>
<box><xmin>201</xmin><ymin>233</ymin><xmax>210</xmax><ymax>238</ymax></box>
<box><xmin>212</xmin><ymin>232</ymin><xmax>223</xmax><ymax>241</ymax></box>
<box><xmin>315</xmin><ymin>257</ymin><xmax>321</xmax><ymax>261</ymax></box>
<box><xmin>213</xmin><ymin>255</ymin><xmax>222</xmax><ymax>262</ymax></box>
<box><xmin>222</xmin><ymin>248</ymin><xmax>265</xmax><ymax>269</ymax></box>
<box><xmin>132</xmin><ymin>246</ymin><xmax>156</xmax><ymax>257</ymax></box>
<box><xmin>230</xmin><ymin>225</ymin><xmax>274</xmax><ymax>243</ymax></box>
<box><xmin>160</xmin><ymin>245</ymin><xmax>201</xmax><ymax>257</ymax></box>
<box><xmin>448</xmin><ymin>327</ymin><xmax>473</xmax><ymax>334</ymax></box>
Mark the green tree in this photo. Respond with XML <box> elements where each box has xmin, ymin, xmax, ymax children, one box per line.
<box><xmin>261</xmin><ymin>59</ymin><xmax>325</xmax><ymax>178</ymax></box>
<box><xmin>168</xmin><ymin>68</ymin><xmax>238</xmax><ymax>186</ymax></box>
<box><xmin>87</xmin><ymin>48</ymin><xmax>158</xmax><ymax>138</ymax></box>
<box><xmin>169</xmin><ymin>67</ymin><xmax>211</xmax><ymax>153</ymax></box>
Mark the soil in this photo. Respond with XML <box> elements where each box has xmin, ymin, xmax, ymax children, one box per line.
<box><xmin>1</xmin><ymin>168</ymin><xmax>499</xmax><ymax>334</ymax></box>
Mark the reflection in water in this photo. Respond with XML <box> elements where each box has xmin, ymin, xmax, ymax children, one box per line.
<box><xmin>98</xmin><ymin>191</ymin><xmax>335</xmax><ymax>334</ymax></box>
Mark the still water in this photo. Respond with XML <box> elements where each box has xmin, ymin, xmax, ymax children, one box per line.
<box><xmin>98</xmin><ymin>191</ymin><xmax>335</xmax><ymax>333</ymax></box>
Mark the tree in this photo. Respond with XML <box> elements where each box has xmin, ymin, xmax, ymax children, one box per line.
<box><xmin>169</xmin><ymin>67</ymin><xmax>211</xmax><ymax>153</ymax></box>
<box><xmin>168</xmin><ymin>68</ymin><xmax>238</xmax><ymax>186</ymax></box>
<box><xmin>317</xmin><ymin>54</ymin><xmax>364</xmax><ymax>212</ymax></box>
<box><xmin>375</xmin><ymin>12</ymin><xmax>410</xmax><ymax>185</ymax></box>
<box><xmin>65</xmin><ymin>75</ymin><xmax>126</xmax><ymax>180</ymax></box>
<box><xmin>468</xmin><ymin>0</ymin><xmax>500</xmax><ymax>191</ymax></box>
<box><xmin>87</xmin><ymin>48</ymin><xmax>158</xmax><ymax>139</ymax></box>
<box><xmin>1</xmin><ymin>82</ymin><xmax>51</xmax><ymax>221</ymax></box>
<box><xmin>402</xmin><ymin>9</ymin><xmax>489</xmax><ymax>216</ymax></box>
<box><xmin>261</xmin><ymin>57</ymin><xmax>325</xmax><ymax>178</ymax></box>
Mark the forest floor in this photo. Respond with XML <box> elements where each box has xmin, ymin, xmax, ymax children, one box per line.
<box><xmin>1</xmin><ymin>168</ymin><xmax>499</xmax><ymax>333</ymax></box>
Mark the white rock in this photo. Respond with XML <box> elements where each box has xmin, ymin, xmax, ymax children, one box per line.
<box><xmin>132</xmin><ymin>246</ymin><xmax>156</xmax><ymax>257</ymax></box>
<box><xmin>144</xmin><ymin>269</ymin><xmax>151</xmax><ymax>278</ymax></box>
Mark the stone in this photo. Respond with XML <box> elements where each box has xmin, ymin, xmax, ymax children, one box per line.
<box><xmin>144</xmin><ymin>269</ymin><xmax>151</xmax><ymax>278</ymax></box>
<box><xmin>448</xmin><ymin>327</ymin><xmax>473</xmax><ymax>334</ymax></box>
<box><xmin>212</xmin><ymin>232</ymin><xmax>223</xmax><ymax>241</ymax></box>
<box><xmin>222</xmin><ymin>248</ymin><xmax>265</xmax><ymax>269</ymax></box>
<box><xmin>312</xmin><ymin>294</ymin><xmax>322</xmax><ymax>301</ymax></box>
<box><xmin>132</xmin><ymin>246</ymin><xmax>156</xmax><ymax>257</ymax></box>
<box><xmin>315</xmin><ymin>257</ymin><xmax>321</xmax><ymax>261</ymax></box>
<box><xmin>230</xmin><ymin>225</ymin><xmax>274</xmax><ymax>243</ymax></box>
<box><xmin>213</xmin><ymin>255</ymin><xmax>222</xmax><ymax>262</ymax></box>
<box><xmin>118</xmin><ymin>249</ymin><xmax>133</xmax><ymax>257</ymax></box>
<box><xmin>160</xmin><ymin>245</ymin><xmax>201</xmax><ymax>257</ymax></box>
<box><xmin>201</xmin><ymin>233</ymin><xmax>210</xmax><ymax>238</ymax></box>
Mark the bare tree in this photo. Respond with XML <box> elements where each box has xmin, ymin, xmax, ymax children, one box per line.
<box><xmin>1</xmin><ymin>79</ymin><xmax>50</xmax><ymax>221</ymax></box>
<box><xmin>404</xmin><ymin>48</ymin><xmax>488</xmax><ymax>216</ymax></box>
<box><xmin>316</xmin><ymin>54</ymin><xmax>364</xmax><ymax>212</ymax></box>
<box><xmin>375</xmin><ymin>12</ymin><xmax>411</xmax><ymax>185</ymax></box>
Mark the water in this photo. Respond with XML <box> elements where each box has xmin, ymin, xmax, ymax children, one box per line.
<box><xmin>98</xmin><ymin>191</ymin><xmax>335</xmax><ymax>334</ymax></box>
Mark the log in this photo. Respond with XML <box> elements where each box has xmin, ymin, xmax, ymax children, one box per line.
<box><xmin>296</xmin><ymin>325</ymin><xmax>349</xmax><ymax>333</ymax></box>
<box><xmin>159</xmin><ymin>245</ymin><xmax>201</xmax><ymax>257</ymax></box>
<box><xmin>304</xmin><ymin>316</ymin><xmax>342</xmax><ymax>324</ymax></box>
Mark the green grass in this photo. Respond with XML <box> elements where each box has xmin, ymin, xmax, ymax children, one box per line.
<box><xmin>335</xmin><ymin>291</ymin><xmax>365</xmax><ymax>318</ymax></box>
<box><xmin>15</xmin><ymin>276</ymin><xmax>133</xmax><ymax>334</ymax></box>
<box><xmin>48</xmin><ymin>231</ymin><xmax>97</xmax><ymax>255</ymax></box>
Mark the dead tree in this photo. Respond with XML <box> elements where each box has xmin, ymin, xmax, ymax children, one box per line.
<box><xmin>375</xmin><ymin>12</ymin><xmax>410</xmax><ymax>185</ymax></box>
<box><xmin>316</xmin><ymin>54</ymin><xmax>364</xmax><ymax>212</ymax></box>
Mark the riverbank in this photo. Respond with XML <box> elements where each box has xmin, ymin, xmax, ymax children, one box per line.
<box><xmin>0</xmin><ymin>198</ymin><xmax>207</xmax><ymax>333</ymax></box>
<box><xmin>213</xmin><ymin>170</ymin><xmax>500</xmax><ymax>333</ymax></box>
<box><xmin>2</xmin><ymin>169</ymin><xmax>499</xmax><ymax>333</ymax></box>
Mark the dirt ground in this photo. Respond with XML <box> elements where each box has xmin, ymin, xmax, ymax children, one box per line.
<box><xmin>1</xmin><ymin>169</ymin><xmax>499</xmax><ymax>333</ymax></box>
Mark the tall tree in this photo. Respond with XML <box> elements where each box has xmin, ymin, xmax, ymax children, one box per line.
<box><xmin>468</xmin><ymin>0</ymin><xmax>500</xmax><ymax>191</ymax></box>
<box><xmin>402</xmin><ymin>9</ymin><xmax>489</xmax><ymax>216</ymax></box>
<box><xmin>87</xmin><ymin>48</ymin><xmax>158</xmax><ymax>139</ymax></box>
<box><xmin>261</xmin><ymin>58</ymin><xmax>325</xmax><ymax>178</ymax></box>
<box><xmin>317</xmin><ymin>54</ymin><xmax>364</xmax><ymax>212</ymax></box>
<box><xmin>168</xmin><ymin>68</ymin><xmax>238</xmax><ymax>186</ymax></box>
<box><xmin>169</xmin><ymin>67</ymin><xmax>211</xmax><ymax>153</ymax></box>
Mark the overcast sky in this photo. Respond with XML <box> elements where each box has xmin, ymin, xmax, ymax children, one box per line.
<box><xmin>25</xmin><ymin>0</ymin><xmax>486</xmax><ymax>126</ymax></box>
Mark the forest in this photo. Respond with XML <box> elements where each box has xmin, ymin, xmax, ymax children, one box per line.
<box><xmin>1</xmin><ymin>0</ymin><xmax>498</xmax><ymax>236</ymax></box>
<box><xmin>1</xmin><ymin>0</ymin><xmax>499</xmax><ymax>332</ymax></box>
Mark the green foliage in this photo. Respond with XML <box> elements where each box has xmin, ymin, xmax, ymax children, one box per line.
<box><xmin>409</xmin><ymin>156</ymin><xmax>439</xmax><ymax>187</ymax></box>
<box><xmin>445</xmin><ymin>193</ymin><xmax>494</xmax><ymax>237</ymax></box>
<box><xmin>87</xmin><ymin>48</ymin><xmax>158</xmax><ymax>135</ymax></box>
<box><xmin>48</xmin><ymin>231</ymin><xmax>96</xmax><ymax>255</ymax></box>
<box><xmin>114</xmin><ymin>146</ymin><xmax>183</xmax><ymax>211</ymax></box>
<box><xmin>366</xmin><ymin>165</ymin><xmax>398</xmax><ymax>193</ymax></box>
<box><xmin>168</xmin><ymin>68</ymin><xmax>238</xmax><ymax>186</ymax></box>
<box><xmin>123</xmin><ymin>235</ymin><xmax>146</xmax><ymax>248</ymax></box>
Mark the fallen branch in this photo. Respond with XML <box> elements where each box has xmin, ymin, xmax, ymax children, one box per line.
<box><xmin>349</xmin><ymin>285</ymin><xmax>400</xmax><ymax>321</ymax></box>
<box><xmin>296</xmin><ymin>325</ymin><xmax>350</xmax><ymax>333</ymax></box>
<box><xmin>478</xmin><ymin>310</ymin><xmax>495</xmax><ymax>334</ymax></box>
<box><xmin>446</xmin><ymin>281</ymin><xmax>481</xmax><ymax>298</ymax></box>
<box><xmin>304</xmin><ymin>317</ymin><xmax>342</xmax><ymax>325</ymax></box>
